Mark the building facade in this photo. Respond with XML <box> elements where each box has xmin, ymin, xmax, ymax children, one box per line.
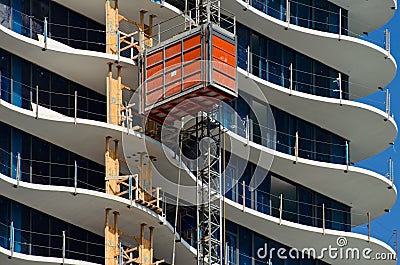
<box><xmin>0</xmin><ymin>0</ymin><xmax>397</xmax><ymax>264</ymax></box>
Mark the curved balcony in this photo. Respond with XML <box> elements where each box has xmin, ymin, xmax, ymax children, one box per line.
<box><xmin>224</xmin><ymin>198</ymin><xmax>397</xmax><ymax>265</ymax></box>
<box><xmin>0</xmin><ymin>22</ymin><xmax>137</xmax><ymax>95</ymax></box>
<box><xmin>221</xmin><ymin>0</ymin><xmax>397</xmax><ymax>100</ymax></box>
<box><xmin>0</xmin><ymin>246</ymin><xmax>97</xmax><ymax>265</ymax></box>
<box><xmin>236</xmin><ymin>70</ymin><xmax>398</xmax><ymax>163</ymax></box>
<box><xmin>0</xmin><ymin>95</ymin><xmax>396</xmax><ymax>229</ymax></box>
<box><xmin>1</xmin><ymin>21</ymin><xmax>396</xmax><ymax>165</ymax></box>
<box><xmin>0</xmin><ymin>174</ymin><xmax>197</xmax><ymax>265</ymax></box>
<box><xmin>225</xmin><ymin>0</ymin><xmax>396</xmax><ymax>36</ymax></box>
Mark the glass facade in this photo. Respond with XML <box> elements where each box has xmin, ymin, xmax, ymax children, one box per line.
<box><xmin>0</xmin><ymin>0</ymin><xmax>105</xmax><ymax>52</ymax></box>
<box><xmin>237</xmin><ymin>23</ymin><xmax>350</xmax><ymax>100</ymax></box>
<box><xmin>0</xmin><ymin>48</ymin><xmax>107</xmax><ymax>122</ymax></box>
<box><xmin>0</xmin><ymin>121</ymin><xmax>105</xmax><ymax>189</ymax></box>
<box><xmin>224</xmin><ymin>153</ymin><xmax>351</xmax><ymax>232</ymax></box>
<box><xmin>226</xmin><ymin>221</ymin><xmax>331</xmax><ymax>265</ymax></box>
<box><xmin>225</xmin><ymin>94</ymin><xmax>348</xmax><ymax>164</ymax></box>
<box><xmin>173</xmin><ymin>209</ymin><xmax>332</xmax><ymax>265</ymax></box>
<box><xmin>0</xmin><ymin>195</ymin><xmax>104</xmax><ymax>263</ymax></box>
<box><xmin>250</xmin><ymin>0</ymin><xmax>348</xmax><ymax>35</ymax></box>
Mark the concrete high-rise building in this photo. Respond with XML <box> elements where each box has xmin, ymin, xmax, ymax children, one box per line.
<box><xmin>0</xmin><ymin>0</ymin><xmax>397</xmax><ymax>264</ymax></box>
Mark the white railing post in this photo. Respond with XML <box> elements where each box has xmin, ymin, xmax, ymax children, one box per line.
<box><xmin>35</xmin><ymin>85</ymin><xmax>39</xmax><ymax>119</ymax></box>
<box><xmin>386</xmin><ymin>89</ymin><xmax>391</xmax><ymax>121</ymax></box>
<box><xmin>385</xmin><ymin>28</ymin><xmax>391</xmax><ymax>57</ymax></box>
<box><xmin>279</xmin><ymin>194</ymin><xmax>283</xmax><ymax>225</ymax></box>
<box><xmin>158</xmin><ymin>24</ymin><xmax>161</xmax><ymax>45</ymax></box>
<box><xmin>294</xmin><ymin>131</ymin><xmax>299</xmax><ymax>163</ymax></box>
<box><xmin>74</xmin><ymin>90</ymin><xmax>77</xmax><ymax>124</ymax></box>
<box><xmin>242</xmin><ymin>181</ymin><xmax>246</xmax><ymax>212</ymax></box>
<box><xmin>74</xmin><ymin>160</ymin><xmax>77</xmax><ymax>195</ymax></box>
<box><xmin>117</xmin><ymin>29</ymin><xmax>121</xmax><ymax>63</ymax></box>
<box><xmin>62</xmin><ymin>231</ymin><xmax>66</xmax><ymax>264</ymax></box>
<box><xmin>130</xmin><ymin>36</ymin><xmax>134</xmax><ymax>59</ymax></box>
<box><xmin>43</xmin><ymin>17</ymin><xmax>48</xmax><ymax>51</ymax></box>
<box><xmin>289</xmin><ymin>63</ymin><xmax>293</xmax><ymax>95</ymax></box>
<box><xmin>345</xmin><ymin>141</ymin><xmax>349</xmax><ymax>173</ymax></box>
<box><xmin>286</xmin><ymin>0</ymin><xmax>290</xmax><ymax>29</ymax></box>
<box><xmin>15</xmin><ymin>152</ymin><xmax>21</xmax><ymax>188</ymax></box>
<box><xmin>156</xmin><ymin>187</ymin><xmax>160</xmax><ymax>209</ymax></box>
<box><xmin>367</xmin><ymin>212</ymin><xmax>371</xmax><ymax>242</ymax></box>
<box><xmin>9</xmin><ymin>221</ymin><xmax>14</xmax><ymax>258</ymax></box>
<box><xmin>128</xmin><ymin>175</ymin><xmax>133</xmax><ymax>206</ymax></box>
<box><xmin>247</xmin><ymin>45</ymin><xmax>250</xmax><ymax>76</ymax></box>
<box><xmin>322</xmin><ymin>203</ymin><xmax>326</xmax><ymax>234</ymax></box>
<box><xmin>134</xmin><ymin>175</ymin><xmax>139</xmax><ymax>200</ymax></box>
<box><xmin>389</xmin><ymin>157</ymin><xmax>395</xmax><ymax>188</ymax></box>
<box><xmin>245</xmin><ymin>115</ymin><xmax>250</xmax><ymax>146</ymax></box>
<box><xmin>119</xmin><ymin>242</ymin><xmax>123</xmax><ymax>265</ymax></box>
<box><xmin>338</xmin><ymin>73</ymin><xmax>342</xmax><ymax>105</ymax></box>
<box><xmin>339</xmin><ymin>8</ymin><xmax>342</xmax><ymax>40</ymax></box>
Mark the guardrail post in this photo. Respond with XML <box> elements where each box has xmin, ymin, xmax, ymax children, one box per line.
<box><xmin>128</xmin><ymin>175</ymin><xmax>133</xmax><ymax>206</ymax></box>
<box><xmin>117</xmin><ymin>29</ymin><xmax>121</xmax><ymax>63</ymax></box>
<box><xmin>339</xmin><ymin>8</ymin><xmax>342</xmax><ymax>40</ymax></box>
<box><xmin>35</xmin><ymin>85</ymin><xmax>39</xmax><ymax>119</ymax></box>
<box><xmin>15</xmin><ymin>152</ymin><xmax>21</xmax><ymax>188</ymax></box>
<box><xmin>294</xmin><ymin>131</ymin><xmax>299</xmax><ymax>164</ymax></box>
<box><xmin>156</xmin><ymin>187</ymin><xmax>160</xmax><ymax>209</ymax></box>
<box><xmin>74</xmin><ymin>90</ymin><xmax>77</xmax><ymax>124</ymax></box>
<box><xmin>385</xmin><ymin>89</ymin><xmax>391</xmax><ymax>121</ymax></box>
<box><xmin>158</xmin><ymin>24</ymin><xmax>161</xmax><ymax>45</ymax></box>
<box><xmin>245</xmin><ymin>115</ymin><xmax>250</xmax><ymax>146</ymax></box>
<box><xmin>345</xmin><ymin>141</ymin><xmax>349</xmax><ymax>173</ymax></box>
<box><xmin>246</xmin><ymin>45</ymin><xmax>250</xmax><ymax>76</ymax></box>
<box><xmin>9</xmin><ymin>221</ymin><xmax>14</xmax><ymax>258</ymax></box>
<box><xmin>134</xmin><ymin>175</ymin><xmax>139</xmax><ymax>200</ymax></box>
<box><xmin>74</xmin><ymin>160</ymin><xmax>77</xmax><ymax>195</ymax></box>
<box><xmin>119</xmin><ymin>242</ymin><xmax>123</xmax><ymax>265</ymax></box>
<box><xmin>279</xmin><ymin>194</ymin><xmax>283</xmax><ymax>225</ymax></box>
<box><xmin>385</xmin><ymin>28</ymin><xmax>391</xmax><ymax>57</ymax></box>
<box><xmin>289</xmin><ymin>63</ymin><xmax>293</xmax><ymax>95</ymax></box>
<box><xmin>242</xmin><ymin>181</ymin><xmax>246</xmax><ymax>212</ymax></box>
<box><xmin>285</xmin><ymin>0</ymin><xmax>290</xmax><ymax>29</ymax></box>
<box><xmin>43</xmin><ymin>17</ymin><xmax>48</xmax><ymax>51</ymax></box>
<box><xmin>29</xmin><ymin>15</ymin><xmax>33</xmax><ymax>39</ymax></box>
<box><xmin>337</xmin><ymin>73</ymin><xmax>342</xmax><ymax>105</ymax></box>
<box><xmin>322</xmin><ymin>203</ymin><xmax>326</xmax><ymax>234</ymax></box>
<box><xmin>389</xmin><ymin>157</ymin><xmax>394</xmax><ymax>188</ymax></box>
<box><xmin>62</xmin><ymin>231</ymin><xmax>66</xmax><ymax>264</ymax></box>
<box><xmin>130</xmin><ymin>36</ymin><xmax>134</xmax><ymax>59</ymax></box>
<box><xmin>367</xmin><ymin>212</ymin><xmax>371</xmax><ymax>242</ymax></box>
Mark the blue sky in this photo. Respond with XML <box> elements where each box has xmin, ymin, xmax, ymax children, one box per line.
<box><xmin>352</xmin><ymin>9</ymin><xmax>400</xmax><ymax>261</ymax></box>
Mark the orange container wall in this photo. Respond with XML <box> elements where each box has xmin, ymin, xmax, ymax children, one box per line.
<box><xmin>211</xmin><ymin>35</ymin><xmax>236</xmax><ymax>92</ymax></box>
<box><xmin>143</xmin><ymin>26</ymin><xmax>238</xmax><ymax>123</ymax></box>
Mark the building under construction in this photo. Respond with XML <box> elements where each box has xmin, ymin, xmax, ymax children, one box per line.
<box><xmin>0</xmin><ymin>0</ymin><xmax>398</xmax><ymax>264</ymax></box>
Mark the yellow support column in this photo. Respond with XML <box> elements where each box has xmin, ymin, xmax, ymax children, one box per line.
<box><xmin>106</xmin><ymin>0</ymin><xmax>119</xmax><ymax>54</ymax></box>
<box><xmin>105</xmin><ymin>137</ymin><xmax>120</xmax><ymax>195</ymax></box>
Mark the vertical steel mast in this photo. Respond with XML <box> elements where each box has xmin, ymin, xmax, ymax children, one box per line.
<box><xmin>194</xmin><ymin>111</ymin><xmax>223</xmax><ymax>265</ymax></box>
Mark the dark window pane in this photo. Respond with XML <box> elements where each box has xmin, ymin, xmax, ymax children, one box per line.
<box><xmin>87</xmin><ymin>19</ymin><xmax>105</xmax><ymax>52</ymax></box>
<box><xmin>50</xmin><ymin>145</ymin><xmax>70</xmax><ymax>186</ymax></box>
<box><xmin>32</xmin><ymin>65</ymin><xmax>50</xmax><ymax>108</ymax></box>
<box><xmin>0</xmin><ymin>196</ymin><xmax>10</xmax><ymax>249</ymax></box>
<box><xmin>49</xmin><ymin>1</ymin><xmax>68</xmax><ymax>45</ymax></box>
<box><xmin>31</xmin><ymin>0</ymin><xmax>49</xmax><ymax>39</ymax></box>
<box><xmin>0</xmin><ymin>48</ymin><xmax>11</xmax><ymax>103</ymax></box>
<box><xmin>0</xmin><ymin>122</ymin><xmax>11</xmax><ymax>176</ymax></box>
<box><xmin>51</xmin><ymin>74</ymin><xmax>70</xmax><ymax>116</ymax></box>
<box><xmin>31</xmin><ymin>210</ymin><xmax>50</xmax><ymax>256</ymax></box>
<box><xmin>69</xmin><ymin>11</ymin><xmax>87</xmax><ymax>49</ymax></box>
<box><xmin>32</xmin><ymin>137</ymin><xmax>50</xmax><ymax>184</ymax></box>
<box><xmin>11</xmin><ymin>0</ymin><xmax>30</xmax><ymax>37</ymax></box>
